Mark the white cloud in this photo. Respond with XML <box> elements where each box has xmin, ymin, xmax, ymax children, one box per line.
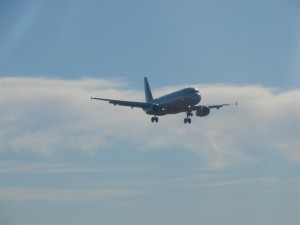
<box><xmin>0</xmin><ymin>77</ymin><xmax>299</xmax><ymax>168</ymax></box>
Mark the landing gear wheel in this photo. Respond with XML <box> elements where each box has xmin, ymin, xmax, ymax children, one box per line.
<box><xmin>151</xmin><ymin>117</ymin><xmax>159</xmax><ymax>123</ymax></box>
<box><xmin>184</xmin><ymin>111</ymin><xmax>192</xmax><ymax>124</ymax></box>
<box><xmin>184</xmin><ymin>118</ymin><xmax>192</xmax><ymax>124</ymax></box>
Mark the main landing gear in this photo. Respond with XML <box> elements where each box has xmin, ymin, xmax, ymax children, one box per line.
<box><xmin>151</xmin><ymin>116</ymin><xmax>159</xmax><ymax>123</ymax></box>
<box><xmin>184</xmin><ymin>111</ymin><xmax>193</xmax><ymax>124</ymax></box>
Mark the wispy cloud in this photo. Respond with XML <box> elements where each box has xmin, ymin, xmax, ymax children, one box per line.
<box><xmin>0</xmin><ymin>187</ymin><xmax>139</xmax><ymax>201</ymax></box>
<box><xmin>184</xmin><ymin>176</ymin><xmax>300</xmax><ymax>189</ymax></box>
<box><xmin>0</xmin><ymin>160</ymin><xmax>153</xmax><ymax>174</ymax></box>
<box><xmin>1</xmin><ymin>77</ymin><xmax>299</xmax><ymax>169</ymax></box>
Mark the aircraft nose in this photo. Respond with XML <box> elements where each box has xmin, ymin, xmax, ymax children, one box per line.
<box><xmin>197</xmin><ymin>93</ymin><xmax>201</xmax><ymax>102</ymax></box>
<box><xmin>195</xmin><ymin>90</ymin><xmax>201</xmax><ymax>101</ymax></box>
<box><xmin>191</xmin><ymin>88</ymin><xmax>201</xmax><ymax>103</ymax></box>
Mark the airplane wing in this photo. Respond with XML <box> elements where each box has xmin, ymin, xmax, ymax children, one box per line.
<box><xmin>192</xmin><ymin>102</ymin><xmax>238</xmax><ymax>110</ymax></box>
<box><xmin>91</xmin><ymin>97</ymin><xmax>152</xmax><ymax>109</ymax></box>
<box><xmin>207</xmin><ymin>102</ymin><xmax>238</xmax><ymax>110</ymax></box>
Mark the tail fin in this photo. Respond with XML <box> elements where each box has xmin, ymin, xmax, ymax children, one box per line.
<box><xmin>144</xmin><ymin>77</ymin><xmax>153</xmax><ymax>102</ymax></box>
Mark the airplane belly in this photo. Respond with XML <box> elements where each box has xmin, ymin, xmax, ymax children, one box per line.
<box><xmin>158</xmin><ymin>101</ymin><xmax>190</xmax><ymax>115</ymax></box>
<box><xmin>154</xmin><ymin>94</ymin><xmax>200</xmax><ymax>116</ymax></box>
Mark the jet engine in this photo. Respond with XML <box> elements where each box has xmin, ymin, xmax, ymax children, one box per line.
<box><xmin>196</xmin><ymin>106</ymin><xmax>210</xmax><ymax>117</ymax></box>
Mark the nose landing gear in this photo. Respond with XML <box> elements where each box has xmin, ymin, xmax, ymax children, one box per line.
<box><xmin>184</xmin><ymin>118</ymin><xmax>191</xmax><ymax>124</ymax></box>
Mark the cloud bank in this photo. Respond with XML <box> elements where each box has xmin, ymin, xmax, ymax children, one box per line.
<box><xmin>1</xmin><ymin>77</ymin><xmax>299</xmax><ymax>168</ymax></box>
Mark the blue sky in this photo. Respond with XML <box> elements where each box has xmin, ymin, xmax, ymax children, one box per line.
<box><xmin>1</xmin><ymin>0</ymin><xmax>300</xmax><ymax>87</ymax></box>
<box><xmin>0</xmin><ymin>1</ymin><xmax>300</xmax><ymax>225</ymax></box>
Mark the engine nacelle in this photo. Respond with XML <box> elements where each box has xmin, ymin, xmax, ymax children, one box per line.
<box><xmin>196</xmin><ymin>106</ymin><xmax>210</xmax><ymax>117</ymax></box>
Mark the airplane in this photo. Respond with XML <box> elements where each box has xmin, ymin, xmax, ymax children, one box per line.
<box><xmin>91</xmin><ymin>77</ymin><xmax>237</xmax><ymax>124</ymax></box>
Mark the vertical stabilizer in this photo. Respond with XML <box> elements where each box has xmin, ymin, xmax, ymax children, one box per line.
<box><xmin>144</xmin><ymin>77</ymin><xmax>153</xmax><ymax>102</ymax></box>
